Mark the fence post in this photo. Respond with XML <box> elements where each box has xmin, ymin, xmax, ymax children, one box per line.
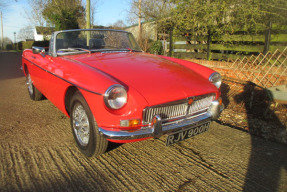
<box><xmin>263</xmin><ymin>21</ymin><xmax>272</xmax><ymax>54</ymax></box>
<box><xmin>169</xmin><ymin>28</ymin><xmax>173</xmax><ymax>57</ymax></box>
<box><xmin>207</xmin><ymin>29</ymin><xmax>211</xmax><ymax>60</ymax></box>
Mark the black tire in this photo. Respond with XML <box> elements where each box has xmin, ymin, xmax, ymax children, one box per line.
<box><xmin>26</xmin><ymin>72</ymin><xmax>43</xmax><ymax>101</ymax></box>
<box><xmin>70</xmin><ymin>91</ymin><xmax>108</xmax><ymax>157</ymax></box>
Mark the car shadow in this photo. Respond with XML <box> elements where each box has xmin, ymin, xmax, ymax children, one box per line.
<box><xmin>220</xmin><ymin>82</ymin><xmax>230</xmax><ymax>109</ymax></box>
<box><xmin>106</xmin><ymin>142</ymin><xmax>123</xmax><ymax>153</ymax></box>
<box><xmin>234</xmin><ymin>81</ymin><xmax>287</xmax><ymax>191</ymax></box>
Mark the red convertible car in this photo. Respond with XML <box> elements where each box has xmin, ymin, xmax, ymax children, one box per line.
<box><xmin>22</xmin><ymin>29</ymin><xmax>224</xmax><ymax>157</ymax></box>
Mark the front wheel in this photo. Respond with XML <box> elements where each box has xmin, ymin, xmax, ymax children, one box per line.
<box><xmin>70</xmin><ymin>91</ymin><xmax>108</xmax><ymax>157</ymax></box>
<box><xmin>26</xmin><ymin>72</ymin><xmax>43</xmax><ymax>101</ymax></box>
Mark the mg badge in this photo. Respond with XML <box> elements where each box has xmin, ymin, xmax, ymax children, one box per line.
<box><xmin>188</xmin><ymin>98</ymin><xmax>194</xmax><ymax>105</ymax></box>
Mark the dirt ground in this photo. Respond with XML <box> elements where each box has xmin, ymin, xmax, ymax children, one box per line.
<box><xmin>0</xmin><ymin>52</ymin><xmax>287</xmax><ymax>192</ymax></box>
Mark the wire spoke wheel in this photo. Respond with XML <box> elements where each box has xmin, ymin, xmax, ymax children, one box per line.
<box><xmin>70</xmin><ymin>91</ymin><xmax>108</xmax><ymax>157</ymax></box>
<box><xmin>26</xmin><ymin>73</ymin><xmax>34</xmax><ymax>96</ymax></box>
<box><xmin>25</xmin><ymin>70</ymin><xmax>43</xmax><ymax>101</ymax></box>
<box><xmin>72</xmin><ymin>103</ymin><xmax>90</xmax><ymax>146</ymax></box>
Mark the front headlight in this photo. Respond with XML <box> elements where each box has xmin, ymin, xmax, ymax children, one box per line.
<box><xmin>104</xmin><ymin>85</ymin><xmax>127</xmax><ymax>109</ymax></box>
<box><xmin>209</xmin><ymin>72</ymin><xmax>222</xmax><ymax>88</ymax></box>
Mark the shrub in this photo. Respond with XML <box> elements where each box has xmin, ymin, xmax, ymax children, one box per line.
<box><xmin>22</xmin><ymin>41</ymin><xmax>34</xmax><ymax>50</ymax></box>
<box><xmin>6</xmin><ymin>44</ymin><xmax>13</xmax><ymax>50</ymax></box>
<box><xmin>149</xmin><ymin>40</ymin><xmax>163</xmax><ymax>55</ymax></box>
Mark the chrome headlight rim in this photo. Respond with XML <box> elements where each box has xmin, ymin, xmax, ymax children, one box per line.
<box><xmin>104</xmin><ymin>84</ymin><xmax>127</xmax><ymax>110</ymax></box>
<box><xmin>209</xmin><ymin>72</ymin><xmax>222</xmax><ymax>88</ymax></box>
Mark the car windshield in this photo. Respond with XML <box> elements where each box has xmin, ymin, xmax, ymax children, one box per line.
<box><xmin>55</xmin><ymin>29</ymin><xmax>142</xmax><ymax>56</ymax></box>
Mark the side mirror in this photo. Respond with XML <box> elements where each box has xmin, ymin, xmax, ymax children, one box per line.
<box><xmin>32</xmin><ymin>46</ymin><xmax>46</xmax><ymax>56</ymax></box>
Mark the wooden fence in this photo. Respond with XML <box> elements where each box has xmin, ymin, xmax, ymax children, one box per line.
<box><xmin>172</xmin><ymin>25</ymin><xmax>287</xmax><ymax>61</ymax></box>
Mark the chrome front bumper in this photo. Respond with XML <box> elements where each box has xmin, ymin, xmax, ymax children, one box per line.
<box><xmin>98</xmin><ymin>100</ymin><xmax>224</xmax><ymax>141</ymax></box>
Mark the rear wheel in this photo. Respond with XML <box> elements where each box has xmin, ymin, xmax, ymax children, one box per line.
<box><xmin>26</xmin><ymin>72</ymin><xmax>43</xmax><ymax>101</ymax></box>
<box><xmin>70</xmin><ymin>91</ymin><xmax>108</xmax><ymax>157</ymax></box>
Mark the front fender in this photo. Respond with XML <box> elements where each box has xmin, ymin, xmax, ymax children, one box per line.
<box><xmin>80</xmin><ymin>85</ymin><xmax>148</xmax><ymax>130</ymax></box>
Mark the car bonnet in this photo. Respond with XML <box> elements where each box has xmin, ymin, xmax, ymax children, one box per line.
<box><xmin>64</xmin><ymin>52</ymin><xmax>217</xmax><ymax>106</ymax></box>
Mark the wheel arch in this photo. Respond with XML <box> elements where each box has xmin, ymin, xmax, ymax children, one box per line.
<box><xmin>65</xmin><ymin>86</ymin><xmax>79</xmax><ymax>116</ymax></box>
<box><xmin>23</xmin><ymin>63</ymin><xmax>28</xmax><ymax>75</ymax></box>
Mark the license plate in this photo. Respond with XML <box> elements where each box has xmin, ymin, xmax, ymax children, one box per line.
<box><xmin>166</xmin><ymin>122</ymin><xmax>211</xmax><ymax>146</ymax></box>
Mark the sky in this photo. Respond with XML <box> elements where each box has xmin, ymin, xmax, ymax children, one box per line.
<box><xmin>0</xmin><ymin>0</ymin><xmax>131</xmax><ymax>42</ymax></box>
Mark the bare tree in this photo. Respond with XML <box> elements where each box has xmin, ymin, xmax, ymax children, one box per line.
<box><xmin>17</xmin><ymin>26</ymin><xmax>34</xmax><ymax>41</ymax></box>
<box><xmin>90</xmin><ymin>0</ymin><xmax>99</xmax><ymax>27</ymax></box>
<box><xmin>128</xmin><ymin>0</ymin><xmax>174</xmax><ymax>25</ymax></box>
<box><xmin>25</xmin><ymin>0</ymin><xmax>49</xmax><ymax>39</ymax></box>
<box><xmin>25</xmin><ymin>0</ymin><xmax>47</xmax><ymax>27</ymax></box>
<box><xmin>128</xmin><ymin>0</ymin><xmax>174</xmax><ymax>51</ymax></box>
<box><xmin>111</xmin><ymin>20</ymin><xmax>126</xmax><ymax>30</ymax></box>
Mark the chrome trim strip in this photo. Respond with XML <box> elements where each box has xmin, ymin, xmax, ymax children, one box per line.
<box><xmin>51</xmin><ymin>29</ymin><xmax>143</xmax><ymax>57</ymax></box>
<box><xmin>99</xmin><ymin>113</ymin><xmax>212</xmax><ymax>140</ymax></box>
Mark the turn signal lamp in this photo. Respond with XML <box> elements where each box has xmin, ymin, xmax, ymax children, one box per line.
<box><xmin>218</xmin><ymin>97</ymin><xmax>223</xmax><ymax>105</ymax></box>
<box><xmin>120</xmin><ymin>119</ymin><xmax>140</xmax><ymax>127</ymax></box>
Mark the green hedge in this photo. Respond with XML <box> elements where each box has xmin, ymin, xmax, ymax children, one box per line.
<box><xmin>21</xmin><ymin>41</ymin><xmax>34</xmax><ymax>50</ymax></box>
<box><xmin>18</xmin><ymin>40</ymin><xmax>50</xmax><ymax>50</ymax></box>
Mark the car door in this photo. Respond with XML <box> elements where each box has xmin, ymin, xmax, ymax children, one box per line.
<box><xmin>30</xmin><ymin>52</ymin><xmax>52</xmax><ymax>98</ymax></box>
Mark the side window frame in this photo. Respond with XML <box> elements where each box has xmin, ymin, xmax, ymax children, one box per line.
<box><xmin>48</xmin><ymin>32</ymin><xmax>55</xmax><ymax>56</ymax></box>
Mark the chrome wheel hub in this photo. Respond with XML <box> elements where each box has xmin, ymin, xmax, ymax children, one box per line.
<box><xmin>26</xmin><ymin>74</ymin><xmax>33</xmax><ymax>95</ymax></box>
<box><xmin>72</xmin><ymin>103</ymin><xmax>90</xmax><ymax>146</ymax></box>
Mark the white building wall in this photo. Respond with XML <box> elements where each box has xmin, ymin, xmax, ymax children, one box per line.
<box><xmin>34</xmin><ymin>28</ymin><xmax>44</xmax><ymax>41</ymax></box>
<box><xmin>126</xmin><ymin>21</ymin><xmax>157</xmax><ymax>41</ymax></box>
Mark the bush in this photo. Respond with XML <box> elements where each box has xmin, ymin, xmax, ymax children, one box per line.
<box><xmin>148</xmin><ymin>40</ymin><xmax>163</xmax><ymax>55</ymax></box>
<box><xmin>22</xmin><ymin>41</ymin><xmax>34</xmax><ymax>50</ymax></box>
<box><xmin>6</xmin><ymin>44</ymin><xmax>13</xmax><ymax>50</ymax></box>
<box><xmin>17</xmin><ymin>42</ymin><xmax>23</xmax><ymax>50</ymax></box>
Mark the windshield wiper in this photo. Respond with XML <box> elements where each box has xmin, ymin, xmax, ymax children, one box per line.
<box><xmin>90</xmin><ymin>48</ymin><xmax>142</xmax><ymax>53</ymax></box>
<box><xmin>68</xmin><ymin>48</ymin><xmax>91</xmax><ymax>54</ymax></box>
<box><xmin>57</xmin><ymin>48</ymin><xmax>91</xmax><ymax>55</ymax></box>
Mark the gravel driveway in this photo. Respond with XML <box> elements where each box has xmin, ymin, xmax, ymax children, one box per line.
<box><xmin>0</xmin><ymin>52</ymin><xmax>286</xmax><ymax>192</ymax></box>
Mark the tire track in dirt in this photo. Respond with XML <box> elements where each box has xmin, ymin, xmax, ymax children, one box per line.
<box><xmin>116</xmin><ymin>141</ymin><xmax>184</xmax><ymax>191</ymax></box>
<box><xmin>98</xmin><ymin>154</ymin><xmax>139</xmax><ymax>191</ymax></box>
<box><xmin>37</xmin><ymin>148</ymin><xmax>67</xmax><ymax>191</ymax></box>
<box><xmin>172</xmin><ymin>139</ymin><xmax>243</xmax><ymax>191</ymax></box>
<box><xmin>123</xmin><ymin>137</ymin><xmax>240</xmax><ymax>192</ymax></box>
<box><xmin>188</xmin><ymin>132</ymin><xmax>250</xmax><ymax>187</ymax></box>
<box><xmin>65</xmin><ymin>147</ymin><xmax>111</xmax><ymax>191</ymax></box>
<box><xmin>129</xmin><ymin>139</ymin><xmax>219</xmax><ymax>191</ymax></box>
<box><xmin>18</xmin><ymin>146</ymin><xmax>43</xmax><ymax>192</ymax></box>
<box><xmin>55</xmin><ymin>147</ymin><xmax>103</xmax><ymax>191</ymax></box>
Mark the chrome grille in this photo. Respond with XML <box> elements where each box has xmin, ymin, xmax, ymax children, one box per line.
<box><xmin>143</xmin><ymin>94</ymin><xmax>215</xmax><ymax>124</ymax></box>
<box><xmin>188</xmin><ymin>95</ymin><xmax>214</xmax><ymax>115</ymax></box>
